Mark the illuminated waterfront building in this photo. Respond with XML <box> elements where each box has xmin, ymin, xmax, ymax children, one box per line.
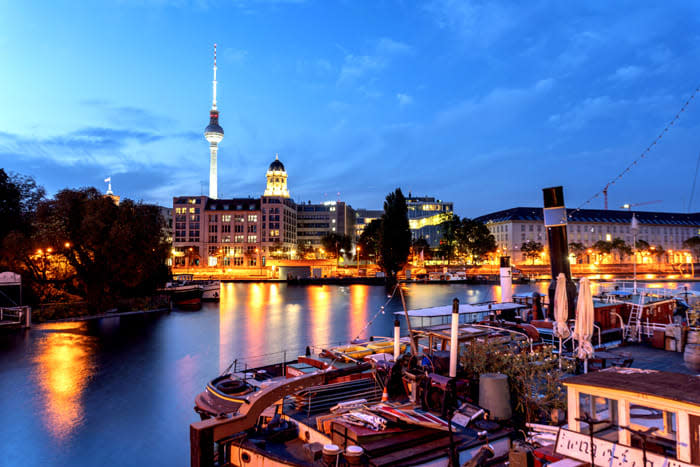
<box><xmin>261</xmin><ymin>156</ymin><xmax>297</xmax><ymax>256</ymax></box>
<box><xmin>406</xmin><ymin>195</ymin><xmax>453</xmax><ymax>247</ymax></box>
<box><xmin>354</xmin><ymin>209</ymin><xmax>383</xmax><ymax>240</ymax></box>
<box><xmin>476</xmin><ymin>207</ymin><xmax>700</xmax><ymax>264</ymax></box>
<box><xmin>172</xmin><ymin>196</ymin><xmax>262</xmax><ymax>267</ymax></box>
<box><xmin>297</xmin><ymin>201</ymin><xmax>355</xmax><ymax>247</ymax></box>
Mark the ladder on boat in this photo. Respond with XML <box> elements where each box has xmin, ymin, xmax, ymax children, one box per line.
<box><xmin>623</xmin><ymin>294</ymin><xmax>644</xmax><ymax>342</ymax></box>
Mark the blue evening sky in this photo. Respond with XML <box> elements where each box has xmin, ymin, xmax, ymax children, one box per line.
<box><xmin>2</xmin><ymin>1</ymin><xmax>700</xmax><ymax>217</ymax></box>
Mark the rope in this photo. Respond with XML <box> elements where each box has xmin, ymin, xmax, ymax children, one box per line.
<box><xmin>221</xmin><ymin>285</ymin><xmax>401</xmax><ymax>372</ymax></box>
<box><xmin>688</xmin><ymin>151</ymin><xmax>700</xmax><ymax>212</ymax></box>
<box><xmin>351</xmin><ymin>284</ymin><xmax>399</xmax><ymax>342</ymax></box>
<box><xmin>570</xmin><ymin>86</ymin><xmax>700</xmax><ymax>215</ymax></box>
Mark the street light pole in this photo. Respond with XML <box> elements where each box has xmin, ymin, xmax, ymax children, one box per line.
<box><xmin>356</xmin><ymin>246</ymin><xmax>361</xmax><ymax>277</ymax></box>
<box><xmin>631</xmin><ymin>214</ymin><xmax>639</xmax><ymax>294</ymax></box>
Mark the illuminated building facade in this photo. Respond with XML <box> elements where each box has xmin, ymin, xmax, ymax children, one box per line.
<box><xmin>297</xmin><ymin>201</ymin><xmax>355</xmax><ymax>247</ymax></box>
<box><xmin>172</xmin><ymin>156</ymin><xmax>298</xmax><ymax>267</ymax></box>
<box><xmin>172</xmin><ymin>196</ymin><xmax>262</xmax><ymax>267</ymax></box>
<box><xmin>476</xmin><ymin>207</ymin><xmax>700</xmax><ymax>264</ymax></box>
<box><xmin>354</xmin><ymin>209</ymin><xmax>383</xmax><ymax>239</ymax></box>
<box><xmin>261</xmin><ymin>156</ymin><xmax>297</xmax><ymax>255</ymax></box>
<box><xmin>406</xmin><ymin>195</ymin><xmax>454</xmax><ymax>247</ymax></box>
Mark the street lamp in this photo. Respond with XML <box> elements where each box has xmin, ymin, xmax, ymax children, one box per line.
<box><xmin>631</xmin><ymin>214</ymin><xmax>639</xmax><ymax>293</ymax></box>
<box><xmin>356</xmin><ymin>246</ymin><xmax>361</xmax><ymax>277</ymax></box>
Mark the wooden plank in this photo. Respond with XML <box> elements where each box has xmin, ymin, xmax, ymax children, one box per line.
<box><xmin>360</xmin><ymin>428</ymin><xmax>445</xmax><ymax>456</ymax></box>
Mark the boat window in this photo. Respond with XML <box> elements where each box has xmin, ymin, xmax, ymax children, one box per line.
<box><xmin>629</xmin><ymin>404</ymin><xmax>665</xmax><ymax>432</ymax></box>
<box><xmin>578</xmin><ymin>393</ymin><xmax>618</xmax><ymax>437</ymax></box>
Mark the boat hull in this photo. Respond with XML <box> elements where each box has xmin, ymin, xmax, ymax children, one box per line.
<box><xmin>169</xmin><ymin>286</ymin><xmax>203</xmax><ymax>310</ymax></box>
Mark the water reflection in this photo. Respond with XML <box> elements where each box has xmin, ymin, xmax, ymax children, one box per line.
<box><xmin>246</xmin><ymin>284</ymin><xmax>268</xmax><ymax>356</ymax></box>
<box><xmin>308</xmin><ymin>286</ymin><xmax>331</xmax><ymax>347</ymax></box>
<box><xmin>33</xmin><ymin>322</ymin><xmax>96</xmax><ymax>440</ymax></box>
<box><xmin>219</xmin><ymin>282</ymin><xmax>238</xmax><ymax>373</ymax></box>
<box><xmin>349</xmin><ymin>285</ymin><xmax>369</xmax><ymax>339</ymax></box>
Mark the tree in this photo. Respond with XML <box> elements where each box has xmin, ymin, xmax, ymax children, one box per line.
<box><xmin>592</xmin><ymin>240</ymin><xmax>613</xmax><ymax>255</ymax></box>
<box><xmin>611</xmin><ymin>238</ymin><xmax>632</xmax><ymax>262</ymax></box>
<box><xmin>29</xmin><ymin>188</ymin><xmax>169</xmax><ymax>312</ymax></box>
<box><xmin>568</xmin><ymin>242</ymin><xmax>586</xmax><ymax>263</ymax></box>
<box><xmin>296</xmin><ymin>240</ymin><xmax>314</xmax><ymax>259</ymax></box>
<box><xmin>379</xmin><ymin>188</ymin><xmax>411</xmax><ymax>282</ymax></box>
<box><xmin>683</xmin><ymin>236</ymin><xmax>700</xmax><ymax>261</ymax></box>
<box><xmin>438</xmin><ymin>215</ymin><xmax>460</xmax><ymax>264</ymax></box>
<box><xmin>458</xmin><ymin>218</ymin><xmax>497</xmax><ymax>264</ymax></box>
<box><xmin>0</xmin><ymin>170</ymin><xmax>45</xmax><ymax>267</ymax></box>
<box><xmin>411</xmin><ymin>237</ymin><xmax>431</xmax><ymax>262</ymax></box>
<box><xmin>635</xmin><ymin>239</ymin><xmax>650</xmax><ymax>251</ymax></box>
<box><xmin>358</xmin><ymin>218</ymin><xmax>382</xmax><ymax>263</ymax></box>
<box><xmin>521</xmin><ymin>241</ymin><xmax>544</xmax><ymax>264</ymax></box>
<box><xmin>651</xmin><ymin>245</ymin><xmax>665</xmax><ymax>263</ymax></box>
<box><xmin>320</xmin><ymin>233</ymin><xmax>352</xmax><ymax>259</ymax></box>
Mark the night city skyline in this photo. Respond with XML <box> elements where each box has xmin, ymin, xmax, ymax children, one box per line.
<box><xmin>2</xmin><ymin>1</ymin><xmax>700</xmax><ymax>217</ymax></box>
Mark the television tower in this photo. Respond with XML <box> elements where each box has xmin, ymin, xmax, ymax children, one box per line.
<box><xmin>204</xmin><ymin>44</ymin><xmax>224</xmax><ymax>199</ymax></box>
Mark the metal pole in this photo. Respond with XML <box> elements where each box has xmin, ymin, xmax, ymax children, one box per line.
<box><xmin>398</xmin><ymin>286</ymin><xmax>418</xmax><ymax>356</ymax></box>
<box><xmin>449</xmin><ymin>298</ymin><xmax>459</xmax><ymax>377</ymax></box>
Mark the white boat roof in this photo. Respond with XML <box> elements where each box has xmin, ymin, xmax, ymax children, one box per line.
<box><xmin>395</xmin><ymin>302</ymin><xmax>526</xmax><ymax>317</ymax></box>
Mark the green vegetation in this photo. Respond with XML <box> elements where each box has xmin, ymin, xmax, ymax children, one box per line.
<box><xmin>0</xmin><ymin>171</ymin><xmax>170</xmax><ymax>317</ymax></box>
<box><xmin>521</xmin><ymin>240</ymin><xmax>544</xmax><ymax>264</ymax></box>
<box><xmin>461</xmin><ymin>340</ymin><xmax>571</xmax><ymax>426</ymax></box>
<box><xmin>683</xmin><ymin>236</ymin><xmax>700</xmax><ymax>260</ymax></box>
<box><xmin>568</xmin><ymin>242</ymin><xmax>586</xmax><ymax>262</ymax></box>
<box><xmin>439</xmin><ymin>216</ymin><xmax>497</xmax><ymax>264</ymax></box>
<box><xmin>320</xmin><ymin>232</ymin><xmax>352</xmax><ymax>258</ymax></box>
<box><xmin>379</xmin><ymin>188</ymin><xmax>411</xmax><ymax>282</ymax></box>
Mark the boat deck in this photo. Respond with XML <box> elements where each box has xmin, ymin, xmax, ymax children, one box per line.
<box><xmin>603</xmin><ymin>344</ymin><xmax>696</xmax><ymax>375</ymax></box>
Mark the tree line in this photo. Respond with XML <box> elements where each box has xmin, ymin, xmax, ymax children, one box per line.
<box><xmin>519</xmin><ymin>236</ymin><xmax>700</xmax><ymax>264</ymax></box>
<box><xmin>0</xmin><ymin>169</ymin><xmax>169</xmax><ymax>314</ymax></box>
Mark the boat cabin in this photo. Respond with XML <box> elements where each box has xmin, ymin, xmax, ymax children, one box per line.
<box><xmin>561</xmin><ymin>368</ymin><xmax>700</xmax><ymax>466</ymax></box>
<box><xmin>396</xmin><ymin>302</ymin><xmax>527</xmax><ymax>329</ymax></box>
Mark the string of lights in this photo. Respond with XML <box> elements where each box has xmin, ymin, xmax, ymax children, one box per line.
<box><xmin>570</xmin><ymin>86</ymin><xmax>700</xmax><ymax>216</ymax></box>
<box><xmin>351</xmin><ymin>284</ymin><xmax>398</xmax><ymax>342</ymax></box>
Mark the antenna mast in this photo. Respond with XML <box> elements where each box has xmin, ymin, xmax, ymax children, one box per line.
<box><xmin>212</xmin><ymin>44</ymin><xmax>218</xmax><ymax>110</ymax></box>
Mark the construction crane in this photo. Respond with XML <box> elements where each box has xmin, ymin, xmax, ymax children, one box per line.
<box><xmin>620</xmin><ymin>200</ymin><xmax>662</xmax><ymax>209</ymax></box>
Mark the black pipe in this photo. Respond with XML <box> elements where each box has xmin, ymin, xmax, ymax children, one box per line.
<box><xmin>542</xmin><ymin>186</ymin><xmax>577</xmax><ymax>319</ymax></box>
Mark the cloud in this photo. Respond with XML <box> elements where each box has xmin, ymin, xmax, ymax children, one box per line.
<box><xmin>610</xmin><ymin>65</ymin><xmax>644</xmax><ymax>81</ymax></box>
<box><xmin>81</xmin><ymin>100</ymin><xmax>175</xmax><ymax>130</ymax></box>
<box><xmin>425</xmin><ymin>0</ymin><xmax>515</xmax><ymax>46</ymax></box>
<box><xmin>338</xmin><ymin>54</ymin><xmax>385</xmax><ymax>84</ymax></box>
<box><xmin>396</xmin><ymin>93</ymin><xmax>413</xmax><ymax>107</ymax></box>
<box><xmin>337</xmin><ymin>37</ymin><xmax>412</xmax><ymax>85</ymax></box>
<box><xmin>222</xmin><ymin>48</ymin><xmax>248</xmax><ymax>62</ymax></box>
<box><xmin>435</xmin><ymin>78</ymin><xmax>554</xmax><ymax>128</ymax></box>
<box><xmin>549</xmin><ymin>96</ymin><xmax>628</xmax><ymax>131</ymax></box>
<box><xmin>376</xmin><ymin>38</ymin><xmax>412</xmax><ymax>56</ymax></box>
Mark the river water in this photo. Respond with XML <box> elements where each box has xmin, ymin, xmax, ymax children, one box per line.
<box><xmin>0</xmin><ymin>281</ymin><xmax>695</xmax><ymax>466</ymax></box>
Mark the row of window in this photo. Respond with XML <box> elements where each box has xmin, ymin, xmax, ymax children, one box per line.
<box><xmin>208</xmin><ymin>214</ymin><xmax>258</xmax><ymax>223</ymax></box>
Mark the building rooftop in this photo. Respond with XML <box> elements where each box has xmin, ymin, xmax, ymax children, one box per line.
<box><xmin>564</xmin><ymin>367</ymin><xmax>700</xmax><ymax>406</ymax></box>
<box><xmin>475</xmin><ymin>207</ymin><xmax>700</xmax><ymax>226</ymax></box>
<box><xmin>205</xmin><ymin>198</ymin><xmax>260</xmax><ymax>211</ymax></box>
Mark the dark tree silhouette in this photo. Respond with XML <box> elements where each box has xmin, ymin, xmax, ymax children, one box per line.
<box><xmin>379</xmin><ymin>188</ymin><xmax>411</xmax><ymax>282</ymax></box>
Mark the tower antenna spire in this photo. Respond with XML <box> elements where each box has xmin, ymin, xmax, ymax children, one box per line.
<box><xmin>212</xmin><ymin>43</ymin><xmax>218</xmax><ymax>110</ymax></box>
<box><xmin>204</xmin><ymin>43</ymin><xmax>224</xmax><ymax>200</ymax></box>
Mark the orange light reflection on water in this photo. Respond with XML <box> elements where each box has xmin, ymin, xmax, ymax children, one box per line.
<box><xmin>349</xmin><ymin>285</ymin><xmax>369</xmax><ymax>339</ymax></box>
<box><xmin>245</xmin><ymin>283</ymin><xmax>268</xmax><ymax>356</ymax></box>
<box><xmin>492</xmin><ymin>285</ymin><xmax>502</xmax><ymax>303</ymax></box>
<box><xmin>308</xmin><ymin>286</ymin><xmax>331</xmax><ymax>347</ymax></box>
<box><xmin>219</xmin><ymin>282</ymin><xmax>238</xmax><ymax>373</ymax></box>
<box><xmin>33</xmin><ymin>322</ymin><xmax>96</xmax><ymax>440</ymax></box>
